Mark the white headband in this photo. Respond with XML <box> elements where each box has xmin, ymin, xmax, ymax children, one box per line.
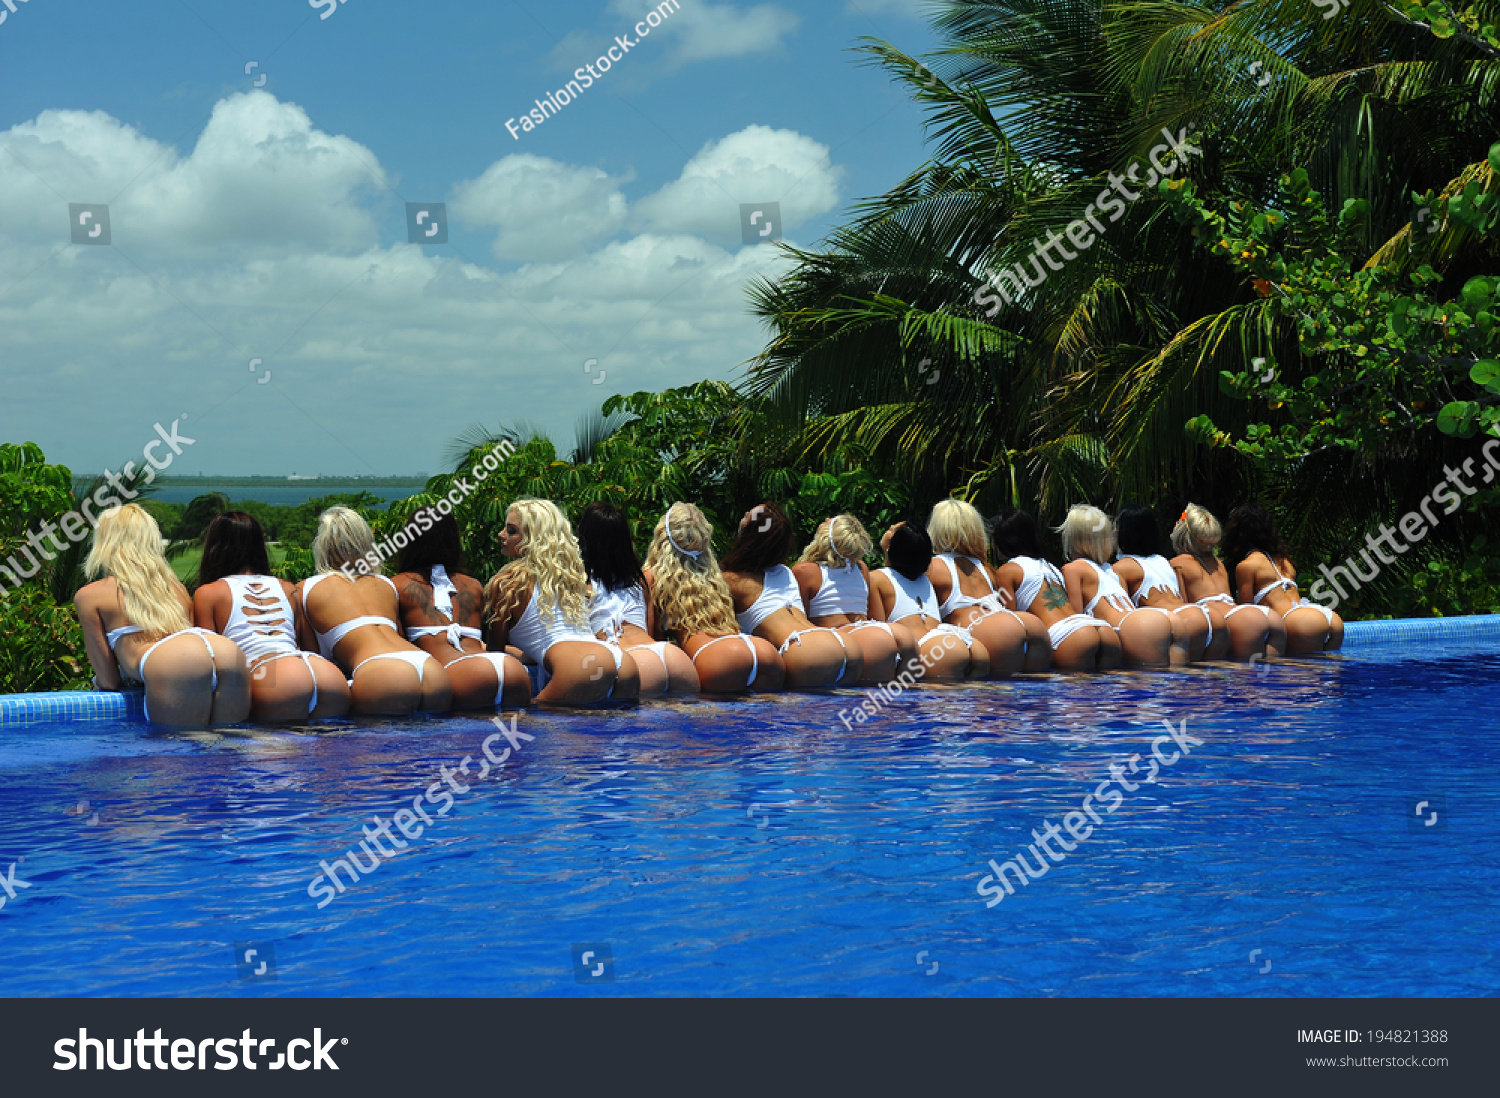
<box><xmin>665</xmin><ymin>509</ymin><xmax>701</xmax><ymax>560</ymax></box>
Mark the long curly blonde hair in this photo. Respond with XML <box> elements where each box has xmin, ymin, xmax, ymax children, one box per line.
<box><xmin>84</xmin><ymin>504</ymin><xmax>190</xmax><ymax>640</ymax></box>
<box><xmin>643</xmin><ymin>502</ymin><xmax>738</xmax><ymax>636</ymax></box>
<box><xmin>484</xmin><ymin>499</ymin><xmax>592</xmax><ymax>631</ymax></box>
<box><xmin>798</xmin><ymin>513</ymin><xmax>872</xmax><ymax>568</ymax></box>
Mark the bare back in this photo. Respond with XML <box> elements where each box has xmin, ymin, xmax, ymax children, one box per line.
<box><xmin>76</xmin><ymin>576</ymin><xmax>191</xmax><ymax>687</ymax></box>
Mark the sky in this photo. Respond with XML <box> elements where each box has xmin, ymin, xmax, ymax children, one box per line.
<box><xmin>0</xmin><ymin>0</ymin><xmax>941</xmax><ymax>477</ymax></box>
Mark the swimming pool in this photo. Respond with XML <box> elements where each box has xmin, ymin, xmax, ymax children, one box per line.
<box><xmin>1</xmin><ymin>634</ymin><xmax>1496</xmax><ymax>997</ymax></box>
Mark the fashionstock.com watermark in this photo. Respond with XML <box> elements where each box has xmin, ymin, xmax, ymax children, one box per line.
<box><xmin>974</xmin><ymin>127</ymin><xmax>1204</xmax><ymax>316</ymax></box>
<box><xmin>976</xmin><ymin>718</ymin><xmax>1207</xmax><ymax>908</ymax></box>
<box><xmin>0</xmin><ymin>416</ymin><xmax>196</xmax><ymax>601</ymax></box>
<box><xmin>1307</xmin><ymin>437</ymin><xmax>1500</xmax><ymax>610</ymax></box>
<box><xmin>340</xmin><ymin>439</ymin><xmax>515</xmax><ymax>579</ymax></box>
<box><xmin>838</xmin><ymin>630</ymin><xmax>960</xmax><ymax>729</ymax></box>
<box><xmin>307</xmin><ymin>715</ymin><xmax>534</xmax><ymax>908</ymax></box>
<box><xmin>505</xmin><ymin>0</ymin><xmax>680</xmax><ymax>141</ymax></box>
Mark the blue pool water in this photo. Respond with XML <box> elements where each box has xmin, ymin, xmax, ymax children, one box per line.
<box><xmin>1</xmin><ymin>641</ymin><xmax>1496</xmax><ymax>997</ymax></box>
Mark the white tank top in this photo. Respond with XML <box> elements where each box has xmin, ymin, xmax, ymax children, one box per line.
<box><xmin>806</xmin><ymin>563</ymin><xmax>868</xmax><ymax>617</ymax></box>
<box><xmin>734</xmin><ymin>565</ymin><xmax>803</xmax><ymax>633</ymax></box>
<box><xmin>222</xmin><ymin>574</ymin><xmax>300</xmax><ymax>663</ymax></box>
<box><xmin>878</xmin><ymin>568</ymin><xmax>940</xmax><ymax>623</ymax></box>
<box><xmin>589</xmin><ymin>583</ymin><xmax>649</xmax><ymax>639</ymax></box>
<box><xmin>508</xmin><ymin>582</ymin><xmax>599</xmax><ymax>663</ymax></box>
<box><xmin>935</xmin><ymin>554</ymin><xmax>1003</xmax><ymax>616</ymax></box>
<box><xmin>1080</xmin><ymin>559</ymin><xmax>1134</xmax><ymax>615</ymax></box>
<box><xmin>1010</xmin><ymin>556</ymin><xmax>1068</xmax><ymax>612</ymax></box>
<box><xmin>1118</xmin><ymin>554</ymin><xmax>1183</xmax><ymax>606</ymax></box>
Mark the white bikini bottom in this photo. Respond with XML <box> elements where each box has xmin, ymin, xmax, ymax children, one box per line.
<box><xmin>918</xmin><ymin>622</ymin><xmax>974</xmax><ymax>650</ymax></box>
<box><xmin>350</xmin><ymin>649</ymin><xmax>438</xmax><ymax>687</ymax></box>
<box><xmin>136</xmin><ymin>628</ymin><xmax>220</xmax><ymax>724</ymax></box>
<box><xmin>447</xmin><ymin>651</ymin><xmax>510</xmax><ymax>707</ymax></box>
<box><xmin>624</xmin><ymin>641</ymin><xmax>675</xmax><ymax>691</ymax></box>
<box><xmin>779</xmin><ymin>627</ymin><xmax>849</xmax><ymax>681</ymax></box>
<box><xmin>691</xmin><ymin>634</ymin><xmax>759</xmax><ymax>688</ymax></box>
<box><xmin>251</xmin><ymin>650</ymin><xmax>321</xmax><ymax>716</ymax></box>
<box><xmin>1046</xmin><ymin>614</ymin><xmax>1104</xmax><ymax>649</ymax></box>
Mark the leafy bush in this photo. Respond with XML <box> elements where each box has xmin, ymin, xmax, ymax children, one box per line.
<box><xmin>0</xmin><ymin>576</ymin><xmax>91</xmax><ymax>693</ymax></box>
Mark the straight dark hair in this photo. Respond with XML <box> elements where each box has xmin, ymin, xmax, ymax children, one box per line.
<box><xmin>198</xmin><ymin>511</ymin><xmax>271</xmax><ymax>586</ymax></box>
<box><xmin>719</xmin><ymin>502</ymin><xmax>794</xmax><ymax>574</ymax></box>
<box><xmin>395</xmin><ymin>506</ymin><xmax>468</xmax><ymax>582</ymax></box>
<box><xmin>989</xmin><ymin>507</ymin><xmax>1042</xmax><ymax>561</ymax></box>
<box><xmin>884</xmin><ymin>519</ymin><xmax>933</xmax><ymax>581</ymax></box>
<box><xmin>576</xmin><ymin>501</ymin><xmax>645</xmax><ymax>592</ymax></box>
<box><xmin>1220</xmin><ymin>503</ymin><xmax>1290</xmax><ymax>579</ymax></box>
<box><xmin>1115</xmin><ymin>504</ymin><xmax>1163</xmax><ymax>558</ymax></box>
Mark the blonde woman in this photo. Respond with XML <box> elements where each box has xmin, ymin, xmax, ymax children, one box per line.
<box><xmin>721</xmin><ymin>502</ymin><xmax>865</xmax><ymax>688</ymax></box>
<box><xmin>75</xmin><ymin>504</ymin><xmax>251</xmax><ymax>727</ymax></box>
<box><xmin>1169</xmin><ymin>503</ymin><xmax>1283</xmax><ymax>660</ymax></box>
<box><xmin>1111</xmin><ymin>504</ymin><xmax>1212</xmax><ymax>665</ymax></box>
<box><xmin>926</xmin><ymin>499</ymin><xmax>1047</xmax><ymax>675</ymax></box>
<box><xmin>643</xmin><ymin>502</ymin><xmax>785</xmax><ymax>693</ymax></box>
<box><xmin>792</xmin><ymin>514</ymin><xmax>915</xmax><ymax>684</ymax></box>
<box><xmin>485</xmin><ymin>499</ymin><xmax>640</xmax><ymax>705</ymax></box>
<box><xmin>295</xmin><ymin>506</ymin><xmax>453</xmax><ymax>716</ymax></box>
<box><xmin>1057</xmin><ymin>505</ymin><xmax>1174</xmax><ymax>667</ymax></box>
<box><xmin>868</xmin><ymin>520</ymin><xmax>989</xmax><ymax>681</ymax></box>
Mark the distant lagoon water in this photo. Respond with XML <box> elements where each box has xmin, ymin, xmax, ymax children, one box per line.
<box><xmin>77</xmin><ymin>481</ymin><xmax>424</xmax><ymax>508</ymax></box>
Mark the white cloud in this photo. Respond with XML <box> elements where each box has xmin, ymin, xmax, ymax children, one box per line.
<box><xmin>450</xmin><ymin>155</ymin><xmax>630</xmax><ymax>263</ymax></box>
<box><xmin>633</xmin><ymin>125</ymin><xmax>841</xmax><ymax>243</ymax></box>
<box><xmin>0</xmin><ymin>96</ymin><xmax>817</xmax><ymax>476</ymax></box>
<box><xmin>0</xmin><ymin>93</ymin><xmax>385</xmax><ymax>257</ymax></box>
<box><xmin>608</xmin><ymin>0</ymin><xmax>799</xmax><ymax>66</ymax></box>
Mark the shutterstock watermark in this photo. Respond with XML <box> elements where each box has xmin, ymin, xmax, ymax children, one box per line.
<box><xmin>307</xmin><ymin>715</ymin><xmax>533</xmax><ymax>908</ymax></box>
<box><xmin>838</xmin><ymin>631</ymin><xmax>959</xmax><ymax>729</ymax></box>
<box><xmin>976</xmin><ymin>718</ymin><xmax>1206</xmax><ymax>907</ymax></box>
<box><xmin>505</xmin><ymin>0</ymin><xmax>680</xmax><ymax>140</ymax></box>
<box><xmin>1307</xmin><ymin>438</ymin><xmax>1500</xmax><ymax>610</ymax></box>
<box><xmin>0</xmin><ymin>0</ymin><xmax>33</xmax><ymax>32</ymax></box>
<box><xmin>0</xmin><ymin>416</ymin><xmax>196</xmax><ymax>600</ymax></box>
<box><xmin>974</xmin><ymin>127</ymin><xmax>1204</xmax><ymax>316</ymax></box>
<box><xmin>341</xmin><ymin>439</ymin><xmax>514</xmax><ymax>578</ymax></box>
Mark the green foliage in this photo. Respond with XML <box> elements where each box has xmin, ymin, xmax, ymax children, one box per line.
<box><xmin>0</xmin><ymin>584</ymin><xmax>91</xmax><ymax>693</ymax></box>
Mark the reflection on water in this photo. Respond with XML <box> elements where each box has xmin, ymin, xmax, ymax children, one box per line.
<box><xmin>0</xmin><ymin>646</ymin><xmax>1496</xmax><ymax>997</ymax></box>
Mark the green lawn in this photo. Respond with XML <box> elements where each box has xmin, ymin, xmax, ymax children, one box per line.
<box><xmin>171</xmin><ymin>544</ymin><xmax>288</xmax><ymax>584</ymax></box>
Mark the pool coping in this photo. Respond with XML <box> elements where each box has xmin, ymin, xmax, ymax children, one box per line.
<box><xmin>3</xmin><ymin>613</ymin><xmax>1497</xmax><ymax>728</ymax></box>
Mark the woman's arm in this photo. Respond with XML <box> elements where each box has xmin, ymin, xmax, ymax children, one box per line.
<box><xmin>191</xmin><ymin>580</ymin><xmax>229</xmax><ymax>632</ymax></box>
<box><xmin>790</xmin><ymin>561</ymin><xmax>822</xmax><ymax>613</ymax></box>
<box><xmin>868</xmin><ymin>570</ymin><xmax>895</xmax><ymax>621</ymax></box>
<box><xmin>1235</xmin><ymin>556</ymin><xmax>1259</xmax><ymax>604</ymax></box>
<box><xmin>1113</xmin><ymin>558</ymin><xmax>1143</xmax><ymax>599</ymax></box>
<box><xmin>642</xmin><ymin>569</ymin><xmax>663</xmax><ymax>640</ymax></box>
<box><xmin>74</xmin><ymin>587</ymin><xmax>119</xmax><ymax>690</ymax></box>
<box><xmin>994</xmin><ymin>562</ymin><xmax>1022</xmax><ymax>610</ymax></box>
<box><xmin>925</xmin><ymin>559</ymin><xmax>951</xmax><ymax>606</ymax></box>
<box><xmin>1061</xmin><ymin>561</ymin><xmax>1091</xmax><ymax>614</ymax></box>
<box><xmin>291</xmin><ymin>581</ymin><xmax>318</xmax><ymax>653</ymax></box>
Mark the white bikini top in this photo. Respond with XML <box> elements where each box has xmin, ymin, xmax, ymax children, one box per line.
<box><xmin>734</xmin><ymin>565</ymin><xmax>803</xmax><ymax>634</ymax></box>
<box><xmin>1117</xmin><ymin>554</ymin><xmax>1183</xmax><ymax>606</ymax></box>
<box><xmin>301</xmin><ymin>572</ymin><xmax>402</xmax><ymax>660</ymax></box>
<box><xmin>222</xmin><ymin>574</ymin><xmax>300</xmax><ymax>662</ymax></box>
<box><xmin>106</xmin><ymin>624</ymin><xmax>145</xmax><ymax>650</ymax></box>
<box><xmin>1010</xmin><ymin>556</ymin><xmax>1068</xmax><ymax>612</ymax></box>
<box><xmin>508</xmin><ymin>582</ymin><xmax>599</xmax><ymax>663</ymax></box>
<box><xmin>1079</xmin><ymin>558</ymin><xmax>1134</xmax><ymax>615</ymax></box>
<box><xmin>878</xmin><ymin>567</ymin><xmax>941</xmax><ymax>624</ymax></box>
<box><xmin>1252</xmin><ymin>555</ymin><xmax>1301</xmax><ymax>605</ymax></box>
<box><xmin>935</xmin><ymin>554</ymin><xmax>1004</xmax><ymax>616</ymax></box>
<box><xmin>404</xmin><ymin>564</ymin><xmax>484</xmax><ymax>651</ymax></box>
<box><xmin>589</xmin><ymin>583</ymin><xmax>649</xmax><ymax>640</ymax></box>
<box><xmin>806</xmin><ymin>562</ymin><xmax>868</xmax><ymax>618</ymax></box>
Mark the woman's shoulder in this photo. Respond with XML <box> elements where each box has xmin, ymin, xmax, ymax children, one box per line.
<box><xmin>73</xmin><ymin>577</ymin><xmax>115</xmax><ymax>607</ymax></box>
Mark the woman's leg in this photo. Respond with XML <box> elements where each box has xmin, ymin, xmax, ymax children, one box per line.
<box><xmin>1051</xmin><ymin>628</ymin><xmax>1101</xmax><ymax>672</ymax></box>
<box><xmin>1017</xmin><ymin>612</ymin><xmax>1053</xmax><ymax>672</ymax></box>
<box><xmin>537</xmin><ymin>640</ymin><xmax>630</xmax><ymax>705</ymax></box>
<box><xmin>1225</xmin><ymin>608</ymin><xmax>1270</xmax><ymax>662</ymax></box>
<box><xmin>846</xmin><ymin>625</ymin><xmax>899</xmax><ymax>685</ymax></box>
<box><xmin>1168</xmin><ymin>606</ymin><xmax>1209</xmax><ymax>665</ymax></box>
<box><xmin>1093</xmin><ymin>624</ymin><xmax>1124</xmax><ymax>670</ymax></box>
<box><xmin>248</xmin><ymin>655</ymin><xmax>324</xmax><ymax>723</ymax></box>
<box><xmin>203</xmin><ymin>635</ymin><xmax>252</xmax><ymax>726</ymax></box>
<box><xmin>1281</xmin><ymin>606</ymin><xmax>1331</xmax><ymax>655</ymax></box>
<box><xmin>964</xmin><ymin>613</ymin><xmax>1026</xmax><ymax>678</ymax></box>
<box><xmin>1116</xmin><ymin>611</ymin><xmax>1172</xmax><ymax>667</ymax></box>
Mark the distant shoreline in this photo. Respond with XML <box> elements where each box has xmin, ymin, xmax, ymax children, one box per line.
<box><xmin>71</xmin><ymin>475</ymin><xmax>430</xmax><ymax>490</ymax></box>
